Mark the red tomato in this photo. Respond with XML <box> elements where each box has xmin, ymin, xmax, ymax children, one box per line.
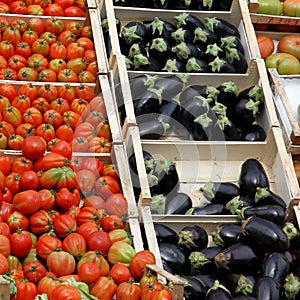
<box><xmin>6</xmin><ymin>173</ymin><xmax>21</xmax><ymax>195</ymax></box>
<box><xmin>19</xmin><ymin>170</ymin><xmax>40</xmax><ymax>191</ymax></box>
<box><xmin>51</xmin><ymin>284</ymin><xmax>81</xmax><ymax>300</ymax></box>
<box><xmin>15</xmin><ymin>41</ymin><xmax>32</xmax><ymax>59</ymax></box>
<box><xmin>83</xmin><ymin>195</ymin><xmax>106</xmax><ymax>210</ymax></box>
<box><xmin>12</xmin><ymin>157</ymin><xmax>34</xmax><ymax>174</ymax></box>
<box><xmin>81</xmin><ymin>157</ymin><xmax>104</xmax><ymax>176</ymax></box>
<box><xmin>53</xmin><ymin>214</ymin><xmax>77</xmax><ymax>238</ymax></box>
<box><xmin>95</xmin><ymin>175</ymin><xmax>120</xmax><ymax>199</ymax></box>
<box><xmin>90</xmin><ymin>276</ymin><xmax>117</xmax><ymax>300</ymax></box>
<box><xmin>10</xmin><ymin>229</ymin><xmax>32</xmax><ymax>257</ymax></box>
<box><xmin>57</xmin><ymin>67</ymin><xmax>79</xmax><ymax>84</ymax></box>
<box><xmin>55</xmin><ymin>188</ymin><xmax>74</xmax><ymax>210</ymax></box>
<box><xmin>0</xmin><ymin>253</ymin><xmax>9</xmax><ymax>274</ymax></box>
<box><xmin>16</xmin><ymin>123</ymin><xmax>36</xmax><ymax>138</ymax></box>
<box><xmin>13</xmin><ymin>190</ymin><xmax>41</xmax><ymax>215</ymax></box>
<box><xmin>37</xmin><ymin>275</ymin><xmax>62</xmax><ymax>299</ymax></box>
<box><xmin>47</xmin><ymin>251</ymin><xmax>76</xmax><ymax>277</ymax></box>
<box><xmin>44</xmin><ymin>109</ymin><xmax>63</xmax><ymax>129</ymax></box>
<box><xmin>278</xmin><ymin>35</ymin><xmax>300</xmax><ymax>60</ymax></box>
<box><xmin>76</xmin><ymin>222</ymin><xmax>98</xmax><ymax>240</ymax></box>
<box><xmin>105</xmin><ymin>193</ymin><xmax>128</xmax><ymax>217</ymax></box>
<box><xmin>77</xmin><ymin>261</ymin><xmax>101</xmax><ymax>284</ymax></box>
<box><xmin>42</xmin><ymin>152</ymin><xmax>70</xmax><ymax>171</ymax></box>
<box><xmin>76</xmin><ymin>206</ymin><xmax>103</xmax><ymax>225</ymax></box>
<box><xmin>63</xmin><ymin>110</ymin><xmax>80</xmax><ymax>129</ymax></box>
<box><xmin>72</xmin><ymin>136</ymin><xmax>89</xmax><ymax>152</ymax></box>
<box><xmin>55</xmin><ymin>124</ymin><xmax>74</xmax><ymax>142</ymax></box>
<box><xmin>38</xmin><ymin>84</ymin><xmax>58</xmax><ymax>102</ymax></box>
<box><xmin>18</xmin><ymin>67</ymin><xmax>39</xmax><ymax>81</ymax></box>
<box><xmin>0</xmin><ymin>221</ymin><xmax>11</xmax><ymax>238</ymax></box>
<box><xmin>36</xmin><ymin>235</ymin><xmax>62</xmax><ymax>260</ymax></box>
<box><xmin>0</xmin><ymin>234</ymin><xmax>11</xmax><ymax>257</ymax></box>
<box><xmin>100</xmin><ymin>215</ymin><xmax>124</xmax><ymax>232</ymax></box>
<box><xmin>62</xmin><ymin>232</ymin><xmax>86</xmax><ymax>258</ymax></box>
<box><xmin>11</xmin><ymin>280</ymin><xmax>37</xmax><ymax>300</ymax></box>
<box><xmin>107</xmin><ymin>241</ymin><xmax>136</xmax><ymax>267</ymax></box>
<box><xmin>31</xmin><ymin>98</ymin><xmax>50</xmax><ymax>114</ymax></box>
<box><xmin>22</xmin><ymin>135</ymin><xmax>46</xmax><ymax>161</ymax></box>
<box><xmin>75</xmin><ymin>169</ymin><xmax>96</xmax><ymax>195</ymax></box>
<box><xmin>23</xmin><ymin>261</ymin><xmax>47</xmax><ymax>284</ymax></box>
<box><xmin>257</xmin><ymin>35</ymin><xmax>275</xmax><ymax>60</ymax></box>
<box><xmin>7</xmin><ymin>210</ymin><xmax>29</xmax><ymax>232</ymax></box>
<box><xmin>49</xmin><ymin>41</ymin><xmax>67</xmax><ymax>60</ymax></box>
<box><xmin>116</xmin><ymin>281</ymin><xmax>141</xmax><ymax>300</ymax></box>
<box><xmin>36</xmin><ymin>123</ymin><xmax>56</xmax><ymax>143</ymax></box>
<box><xmin>130</xmin><ymin>250</ymin><xmax>156</xmax><ymax>280</ymax></box>
<box><xmin>29</xmin><ymin>210</ymin><xmax>53</xmax><ymax>235</ymax></box>
<box><xmin>109</xmin><ymin>263</ymin><xmax>133</xmax><ymax>286</ymax></box>
<box><xmin>0</xmin><ymin>152</ymin><xmax>11</xmax><ymax>176</ymax></box>
<box><xmin>38</xmin><ymin>189</ymin><xmax>55</xmax><ymax>211</ymax></box>
<box><xmin>86</xmin><ymin>230</ymin><xmax>112</xmax><ymax>254</ymax></box>
<box><xmin>18</xmin><ymin>82</ymin><xmax>38</xmax><ymax>101</ymax></box>
<box><xmin>0</xmin><ymin>121</ymin><xmax>15</xmax><ymax>139</ymax></box>
<box><xmin>44</xmin><ymin>3</ymin><xmax>65</xmax><ymax>16</ymax></box>
<box><xmin>3</xmin><ymin>106</ymin><xmax>22</xmax><ymax>128</ymax></box>
<box><xmin>8</xmin><ymin>134</ymin><xmax>24</xmax><ymax>150</ymax></box>
<box><xmin>52</xmin><ymin>140</ymin><xmax>72</xmax><ymax>158</ymax></box>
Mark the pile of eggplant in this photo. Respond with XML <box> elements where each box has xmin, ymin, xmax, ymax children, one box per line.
<box><xmin>115</xmin><ymin>74</ymin><xmax>266</xmax><ymax>142</ymax></box>
<box><xmin>106</xmin><ymin>13</ymin><xmax>248</xmax><ymax>73</ymax></box>
<box><xmin>152</xmin><ymin>218</ymin><xmax>300</xmax><ymax>299</ymax></box>
<box><xmin>113</xmin><ymin>0</ymin><xmax>232</xmax><ymax>11</ymax></box>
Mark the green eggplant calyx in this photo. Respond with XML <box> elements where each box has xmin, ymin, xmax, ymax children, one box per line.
<box><xmin>188</xmin><ymin>251</ymin><xmax>210</xmax><ymax>269</ymax></box>
<box><xmin>208</xmin><ymin>280</ymin><xmax>231</xmax><ymax>295</ymax></box>
<box><xmin>185</xmin><ymin>207</ymin><xmax>194</xmax><ymax>215</ymax></box>
<box><xmin>145</xmin><ymin>74</ymin><xmax>159</xmax><ymax>88</ymax></box>
<box><xmin>150</xmin><ymin>194</ymin><xmax>166</xmax><ymax>214</ymax></box>
<box><xmin>185</xmin><ymin>0</ymin><xmax>191</xmax><ymax>5</ymax></box>
<box><xmin>122</xmin><ymin>25</ymin><xmax>142</xmax><ymax>45</ymax></box>
<box><xmin>220</xmin><ymin>81</ymin><xmax>238</xmax><ymax>95</ymax></box>
<box><xmin>178</xmin><ymin>230</ymin><xmax>197</xmax><ymax>249</ymax></box>
<box><xmin>125</xmin><ymin>57</ymin><xmax>133</xmax><ymax>70</ymax></box>
<box><xmin>155</xmin><ymin>159</ymin><xmax>174</xmax><ymax>175</ymax></box>
<box><xmin>282</xmin><ymin>222</ymin><xmax>299</xmax><ymax>240</ymax></box>
<box><xmin>115</xmin><ymin>0</ymin><xmax>126</xmax><ymax>2</ymax></box>
<box><xmin>172</xmin><ymin>42</ymin><xmax>191</xmax><ymax>60</ymax></box>
<box><xmin>206</xmin><ymin>43</ymin><xmax>222</xmax><ymax>57</ymax></box>
<box><xmin>194</xmin><ymin>113</ymin><xmax>212</xmax><ymax>128</ymax></box>
<box><xmin>162</xmin><ymin>59</ymin><xmax>179</xmax><ymax>72</ymax></box>
<box><xmin>225</xmin><ymin>196</ymin><xmax>244</xmax><ymax>215</ymax></box>
<box><xmin>237</xmin><ymin>206</ymin><xmax>250</xmax><ymax>220</ymax></box>
<box><xmin>101</xmin><ymin>18</ymin><xmax>109</xmax><ymax>33</ymax></box>
<box><xmin>186</xmin><ymin>57</ymin><xmax>204</xmax><ymax>72</ymax></box>
<box><xmin>159</xmin><ymin>0</ymin><xmax>166</xmax><ymax>4</ymax></box>
<box><xmin>172</xmin><ymin>28</ymin><xmax>187</xmax><ymax>43</ymax></box>
<box><xmin>205</xmin><ymin>17</ymin><xmax>218</xmax><ymax>32</ymax></box>
<box><xmin>216</xmin><ymin>115</ymin><xmax>231</xmax><ymax>131</ymax></box>
<box><xmin>211</xmin><ymin>226</ymin><xmax>225</xmax><ymax>247</ymax></box>
<box><xmin>174</xmin><ymin>13</ymin><xmax>189</xmax><ymax>28</ymax></box>
<box><xmin>144</xmin><ymin>158</ymin><xmax>155</xmax><ymax>173</ymax></box>
<box><xmin>284</xmin><ymin>273</ymin><xmax>300</xmax><ymax>300</ymax></box>
<box><xmin>161</xmin><ymin>121</ymin><xmax>170</xmax><ymax>135</ymax></box>
<box><xmin>235</xmin><ymin>275</ymin><xmax>254</xmax><ymax>296</ymax></box>
<box><xmin>172</xmin><ymin>93</ymin><xmax>181</xmax><ymax>105</ymax></box>
<box><xmin>248</xmin><ymin>84</ymin><xmax>264</xmax><ymax>102</ymax></box>
<box><xmin>255</xmin><ymin>187</ymin><xmax>270</xmax><ymax>202</ymax></box>
<box><xmin>207</xmin><ymin>86</ymin><xmax>220</xmax><ymax>101</ymax></box>
<box><xmin>151</xmin><ymin>17</ymin><xmax>165</xmax><ymax>36</ymax></box>
<box><xmin>212</xmin><ymin>102</ymin><xmax>227</xmax><ymax>115</ymax></box>
<box><xmin>129</xmin><ymin>43</ymin><xmax>143</xmax><ymax>58</ymax></box>
<box><xmin>193</xmin><ymin>27</ymin><xmax>208</xmax><ymax>43</ymax></box>
<box><xmin>194</xmin><ymin>95</ymin><xmax>212</xmax><ymax>110</ymax></box>
<box><xmin>150</xmin><ymin>38</ymin><xmax>167</xmax><ymax>53</ymax></box>
<box><xmin>200</xmin><ymin>182</ymin><xmax>215</xmax><ymax>201</ymax></box>
<box><xmin>221</xmin><ymin>36</ymin><xmax>236</xmax><ymax>48</ymax></box>
<box><xmin>147</xmin><ymin>173</ymin><xmax>159</xmax><ymax>188</ymax></box>
<box><xmin>209</xmin><ymin>57</ymin><xmax>226</xmax><ymax>72</ymax></box>
<box><xmin>133</xmin><ymin>54</ymin><xmax>149</xmax><ymax>69</ymax></box>
<box><xmin>177</xmin><ymin>73</ymin><xmax>190</xmax><ymax>87</ymax></box>
<box><xmin>203</xmin><ymin>0</ymin><xmax>213</xmax><ymax>9</ymax></box>
<box><xmin>245</xmin><ymin>99</ymin><xmax>260</xmax><ymax>116</ymax></box>
<box><xmin>148</xmin><ymin>87</ymin><xmax>163</xmax><ymax>104</ymax></box>
<box><xmin>225</xmin><ymin>47</ymin><xmax>240</xmax><ymax>64</ymax></box>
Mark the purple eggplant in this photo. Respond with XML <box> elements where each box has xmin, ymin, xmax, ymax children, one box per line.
<box><xmin>178</xmin><ymin>225</ymin><xmax>208</xmax><ymax>253</ymax></box>
<box><xmin>134</xmin><ymin>88</ymin><xmax>161</xmax><ymax>118</ymax></box>
<box><xmin>262</xmin><ymin>252</ymin><xmax>290</xmax><ymax>284</ymax></box>
<box><xmin>153</xmin><ymin>0</ymin><xmax>169</xmax><ymax>9</ymax></box>
<box><xmin>209</xmin><ymin>56</ymin><xmax>236</xmax><ymax>73</ymax></box>
<box><xmin>214</xmin><ymin>243</ymin><xmax>260</xmax><ymax>273</ymax></box>
<box><xmin>212</xmin><ymin>224</ymin><xmax>245</xmax><ymax>248</ymax></box>
<box><xmin>174</xmin><ymin>13</ymin><xmax>205</xmax><ymax>32</ymax></box>
<box><xmin>193</xmin><ymin>26</ymin><xmax>220</xmax><ymax>48</ymax></box>
<box><xmin>149</xmin><ymin>38</ymin><xmax>171</xmax><ymax>66</ymax></box>
<box><xmin>238</xmin><ymin>159</ymin><xmax>269</xmax><ymax>200</ymax></box>
<box><xmin>165</xmin><ymin>192</ymin><xmax>192</xmax><ymax>214</ymax></box>
<box><xmin>172</xmin><ymin>42</ymin><xmax>203</xmax><ymax>61</ymax></box>
<box><xmin>216</xmin><ymin>115</ymin><xmax>241</xmax><ymax>141</ymax></box>
<box><xmin>202</xmin><ymin>43</ymin><xmax>225</xmax><ymax>62</ymax></box>
<box><xmin>187</xmin><ymin>203</ymin><xmax>225</xmax><ymax>215</ymax></box>
<box><xmin>254</xmin><ymin>187</ymin><xmax>287</xmax><ymax>209</ymax></box>
<box><xmin>171</xmin><ymin>28</ymin><xmax>194</xmax><ymax>44</ymax></box>
<box><xmin>180</xmin><ymin>275</ymin><xmax>207</xmax><ymax>299</ymax></box>
<box><xmin>225</xmin><ymin>48</ymin><xmax>248</xmax><ymax>73</ymax></box>
<box><xmin>253</xmin><ymin>276</ymin><xmax>281</xmax><ymax>300</ymax></box>
<box><xmin>232</xmin><ymin>297</ymin><xmax>256</xmax><ymax>300</ymax></box>
<box><xmin>121</xmin><ymin>21</ymin><xmax>150</xmax><ymax>46</ymax></box>
<box><xmin>128</xmin><ymin>0</ymin><xmax>149</xmax><ymax>7</ymax></box>
<box><xmin>132</xmin><ymin>54</ymin><xmax>162</xmax><ymax>71</ymax></box>
<box><xmin>212</xmin><ymin>0</ymin><xmax>232</xmax><ymax>10</ymax></box>
<box><xmin>205</xmin><ymin>280</ymin><xmax>233</xmax><ymax>300</ymax></box>
<box><xmin>225</xmin><ymin>195</ymin><xmax>255</xmax><ymax>215</ymax></box>
<box><xmin>243</xmin><ymin>124</ymin><xmax>266</xmax><ymax>141</ymax></box>
<box><xmin>128</xmin><ymin>150</ymin><xmax>154</xmax><ymax>175</ymax></box>
<box><xmin>238</xmin><ymin>85</ymin><xmax>264</xmax><ymax>103</ymax></box>
<box><xmin>191</xmin><ymin>0</ymin><xmax>214</xmax><ymax>10</ymax></box>
<box><xmin>238</xmin><ymin>205</ymin><xmax>287</xmax><ymax>226</ymax></box>
<box><xmin>216</xmin><ymin>81</ymin><xmax>238</xmax><ymax>109</ymax></box>
<box><xmin>189</xmin><ymin>113</ymin><xmax>212</xmax><ymax>141</ymax></box>
<box><xmin>162</xmin><ymin>58</ymin><xmax>186</xmax><ymax>72</ymax></box>
<box><xmin>128</xmin><ymin>43</ymin><xmax>147</xmax><ymax>60</ymax></box>
<box><xmin>200</xmin><ymin>182</ymin><xmax>240</xmax><ymax>204</ymax></box>
<box><xmin>221</xmin><ymin>36</ymin><xmax>245</xmax><ymax>55</ymax></box>
<box><xmin>154</xmin><ymin>223</ymin><xmax>178</xmax><ymax>244</ymax></box>
<box><xmin>143</xmin><ymin>17</ymin><xmax>175</xmax><ymax>41</ymax></box>
<box><xmin>242</xmin><ymin>216</ymin><xmax>290</xmax><ymax>253</ymax></box>
<box><xmin>186</xmin><ymin>57</ymin><xmax>210</xmax><ymax>73</ymax></box>
<box><xmin>193</xmin><ymin>274</ymin><xmax>216</xmax><ymax>292</ymax></box>
<box><xmin>205</xmin><ymin>17</ymin><xmax>240</xmax><ymax>38</ymax></box>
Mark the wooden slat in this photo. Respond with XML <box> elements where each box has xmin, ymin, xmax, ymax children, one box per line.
<box><xmin>251</xmin><ymin>13</ymin><xmax>300</xmax><ymax>26</ymax></box>
<box><xmin>0</xmin><ymin>277</ymin><xmax>10</xmax><ymax>300</ymax></box>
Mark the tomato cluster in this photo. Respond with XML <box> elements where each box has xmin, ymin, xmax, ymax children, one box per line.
<box><xmin>0</xmin><ymin>144</ymin><xmax>167</xmax><ymax>299</ymax></box>
<box><xmin>0</xmin><ymin>82</ymin><xmax>112</xmax><ymax>153</ymax></box>
<box><xmin>0</xmin><ymin>0</ymin><xmax>86</xmax><ymax>17</ymax></box>
<box><xmin>0</xmin><ymin>17</ymin><xmax>97</xmax><ymax>82</ymax></box>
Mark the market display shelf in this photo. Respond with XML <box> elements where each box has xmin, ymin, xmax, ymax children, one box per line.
<box><xmin>249</xmin><ymin>0</ymin><xmax>300</xmax><ymax>26</ymax></box>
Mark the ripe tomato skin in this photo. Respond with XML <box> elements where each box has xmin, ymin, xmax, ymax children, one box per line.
<box><xmin>100</xmin><ymin>215</ymin><xmax>124</xmax><ymax>232</ymax></box>
<box><xmin>37</xmin><ymin>274</ymin><xmax>62</xmax><ymax>299</ymax></box>
<box><xmin>23</xmin><ymin>261</ymin><xmax>47</xmax><ymax>284</ymax></box>
<box><xmin>86</xmin><ymin>230</ymin><xmax>112</xmax><ymax>254</ymax></box>
<box><xmin>105</xmin><ymin>193</ymin><xmax>128</xmax><ymax>217</ymax></box>
<box><xmin>55</xmin><ymin>188</ymin><xmax>74</xmax><ymax>210</ymax></box>
<box><xmin>22</xmin><ymin>136</ymin><xmax>46</xmax><ymax>161</ymax></box>
<box><xmin>10</xmin><ymin>229</ymin><xmax>32</xmax><ymax>258</ymax></box>
<box><xmin>95</xmin><ymin>175</ymin><xmax>120</xmax><ymax>199</ymax></box>
<box><xmin>0</xmin><ymin>221</ymin><xmax>11</xmax><ymax>238</ymax></box>
<box><xmin>52</xmin><ymin>140</ymin><xmax>72</xmax><ymax>158</ymax></box>
<box><xmin>11</xmin><ymin>279</ymin><xmax>37</xmax><ymax>300</ymax></box>
<box><xmin>109</xmin><ymin>229</ymin><xmax>132</xmax><ymax>245</ymax></box>
<box><xmin>29</xmin><ymin>210</ymin><xmax>53</xmax><ymax>235</ymax></box>
<box><xmin>38</xmin><ymin>189</ymin><xmax>55</xmax><ymax>211</ymax></box>
<box><xmin>109</xmin><ymin>263</ymin><xmax>133</xmax><ymax>286</ymax></box>
<box><xmin>6</xmin><ymin>173</ymin><xmax>21</xmax><ymax>195</ymax></box>
<box><xmin>0</xmin><ymin>152</ymin><xmax>11</xmax><ymax>176</ymax></box>
<box><xmin>257</xmin><ymin>35</ymin><xmax>274</xmax><ymax>60</ymax></box>
<box><xmin>75</xmin><ymin>169</ymin><xmax>96</xmax><ymax>195</ymax></box>
<box><xmin>51</xmin><ymin>284</ymin><xmax>82</xmax><ymax>300</ymax></box>
<box><xmin>102</xmin><ymin>164</ymin><xmax>119</xmax><ymax>181</ymax></box>
<box><xmin>19</xmin><ymin>170</ymin><xmax>40</xmax><ymax>191</ymax></box>
<box><xmin>7</xmin><ymin>210</ymin><xmax>29</xmax><ymax>232</ymax></box>
<box><xmin>108</xmin><ymin>241</ymin><xmax>136</xmax><ymax>267</ymax></box>
<box><xmin>76</xmin><ymin>222</ymin><xmax>98</xmax><ymax>240</ymax></box>
<box><xmin>0</xmin><ymin>253</ymin><xmax>9</xmax><ymax>274</ymax></box>
<box><xmin>130</xmin><ymin>250</ymin><xmax>156</xmax><ymax>280</ymax></box>
<box><xmin>53</xmin><ymin>214</ymin><xmax>77</xmax><ymax>238</ymax></box>
<box><xmin>81</xmin><ymin>157</ymin><xmax>104</xmax><ymax>176</ymax></box>
<box><xmin>278</xmin><ymin>34</ymin><xmax>300</xmax><ymax>60</ymax></box>
<box><xmin>116</xmin><ymin>281</ymin><xmax>141</xmax><ymax>300</ymax></box>
<box><xmin>36</xmin><ymin>235</ymin><xmax>62</xmax><ymax>260</ymax></box>
<box><xmin>77</xmin><ymin>262</ymin><xmax>101</xmax><ymax>284</ymax></box>
<box><xmin>13</xmin><ymin>190</ymin><xmax>41</xmax><ymax>215</ymax></box>
<box><xmin>62</xmin><ymin>232</ymin><xmax>86</xmax><ymax>258</ymax></box>
<box><xmin>90</xmin><ymin>276</ymin><xmax>117</xmax><ymax>300</ymax></box>
<box><xmin>46</xmin><ymin>250</ymin><xmax>76</xmax><ymax>277</ymax></box>
<box><xmin>0</xmin><ymin>234</ymin><xmax>11</xmax><ymax>257</ymax></box>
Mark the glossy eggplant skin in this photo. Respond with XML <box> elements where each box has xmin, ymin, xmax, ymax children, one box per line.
<box><xmin>165</xmin><ymin>192</ymin><xmax>192</xmax><ymax>214</ymax></box>
<box><xmin>180</xmin><ymin>275</ymin><xmax>207</xmax><ymax>300</ymax></box>
<box><xmin>212</xmin><ymin>224</ymin><xmax>245</xmax><ymax>248</ymax></box>
<box><xmin>189</xmin><ymin>204</ymin><xmax>225</xmax><ymax>215</ymax></box>
<box><xmin>253</xmin><ymin>276</ymin><xmax>281</xmax><ymax>300</ymax></box>
<box><xmin>238</xmin><ymin>159</ymin><xmax>269</xmax><ymax>200</ymax></box>
<box><xmin>154</xmin><ymin>223</ymin><xmax>179</xmax><ymax>244</ymax></box>
<box><xmin>138</xmin><ymin>120</ymin><xmax>168</xmax><ymax>139</ymax></box>
<box><xmin>262</xmin><ymin>252</ymin><xmax>290</xmax><ymax>284</ymax></box>
<box><xmin>193</xmin><ymin>274</ymin><xmax>216</xmax><ymax>292</ymax></box>
<box><xmin>242</xmin><ymin>216</ymin><xmax>290</xmax><ymax>253</ymax></box>
<box><xmin>121</xmin><ymin>21</ymin><xmax>150</xmax><ymax>46</ymax></box>
<box><xmin>128</xmin><ymin>150</ymin><xmax>154</xmax><ymax>174</ymax></box>
<box><xmin>243</xmin><ymin>124</ymin><xmax>267</xmax><ymax>141</ymax></box>
<box><xmin>205</xmin><ymin>17</ymin><xmax>240</xmax><ymax>38</ymax></box>
<box><xmin>254</xmin><ymin>187</ymin><xmax>287</xmax><ymax>209</ymax></box>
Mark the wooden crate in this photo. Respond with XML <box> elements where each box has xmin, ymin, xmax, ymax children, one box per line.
<box><xmin>98</xmin><ymin>0</ymin><xmax>259</xmax><ymax>64</ymax></box>
<box><xmin>249</xmin><ymin>0</ymin><xmax>300</xmax><ymax>26</ymax></box>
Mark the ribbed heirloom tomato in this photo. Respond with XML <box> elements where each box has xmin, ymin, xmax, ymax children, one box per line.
<box><xmin>22</xmin><ymin>136</ymin><xmax>46</xmax><ymax>160</ymax></box>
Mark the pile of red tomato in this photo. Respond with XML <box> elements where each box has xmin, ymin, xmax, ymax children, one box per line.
<box><xmin>0</xmin><ymin>0</ymin><xmax>86</xmax><ymax>17</ymax></box>
<box><xmin>0</xmin><ymin>82</ymin><xmax>113</xmax><ymax>153</ymax></box>
<box><xmin>0</xmin><ymin>16</ymin><xmax>97</xmax><ymax>82</ymax></box>
<box><xmin>0</xmin><ymin>139</ymin><xmax>170</xmax><ymax>299</ymax></box>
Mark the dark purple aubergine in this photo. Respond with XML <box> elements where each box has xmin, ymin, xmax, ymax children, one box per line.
<box><xmin>209</xmin><ymin>57</ymin><xmax>236</xmax><ymax>73</ymax></box>
<box><xmin>134</xmin><ymin>88</ymin><xmax>161</xmax><ymax>118</ymax></box>
<box><xmin>143</xmin><ymin>17</ymin><xmax>175</xmax><ymax>41</ymax></box>
<box><xmin>191</xmin><ymin>0</ymin><xmax>214</xmax><ymax>10</ymax></box>
<box><xmin>262</xmin><ymin>252</ymin><xmax>290</xmax><ymax>284</ymax></box>
<box><xmin>174</xmin><ymin>13</ymin><xmax>205</xmax><ymax>32</ymax></box>
<box><xmin>189</xmin><ymin>114</ymin><xmax>212</xmax><ymax>141</ymax></box>
<box><xmin>128</xmin><ymin>0</ymin><xmax>149</xmax><ymax>7</ymax></box>
<box><xmin>242</xmin><ymin>216</ymin><xmax>290</xmax><ymax>253</ymax></box>
<box><xmin>225</xmin><ymin>195</ymin><xmax>255</xmax><ymax>215</ymax></box>
<box><xmin>200</xmin><ymin>182</ymin><xmax>240</xmax><ymax>204</ymax></box>
<box><xmin>216</xmin><ymin>115</ymin><xmax>241</xmax><ymax>141</ymax></box>
<box><xmin>221</xmin><ymin>35</ymin><xmax>245</xmax><ymax>55</ymax></box>
<box><xmin>187</xmin><ymin>204</ymin><xmax>225</xmax><ymax>215</ymax></box>
<box><xmin>193</xmin><ymin>274</ymin><xmax>216</xmax><ymax>292</ymax></box>
<box><xmin>202</xmin><ymin>43</ymin><xmax>225</xmax><ymax>63</ymax></box>
<box><xmin>225</xmin><ymin>48</ymin><xmax>248</xmax><ymax>73</ymax></box>
<box><xmin>193</xmin><ymin>27</ymin><xmax>219</xmax><ymax>48</ymax></box>
<box><xmin>162</xmin><ymin>58</ymin><xmax>186</xmax><ymax>72</ymax></box>
<box><xmin>205</xmin><ymin>17</ymin><xmax>240</xmax><ymax>38</ymax></box>
<box><xmin>158</xmin><ymin>243</ymin><xmax>188</xmax><ymax>275</ymax></box>
<box><xmin>238</xmin><ymin>205</ymin><xmax>287</xmax><ymax>226</ymax></box>
<box><xmin>128</xmin><ymin>150</ymin><xmax>154</xmax><ymax>175</ymax></box>
<box><xmin>214</xmin><ymin>243</ymin><xmax>260</xmax><ymax>273</ymax></box>
<box><xmin>171</xmin><ymin>0</ymin><xmax>192</xmax><ymax>9</ymax></box>
<box><xmin>128</xmin><ymin>43</ymin><xmax>147</xmax><ymax>59</ymax></box>
<box><xmin>232</xmin><ymin>297</ymin><xmax>256</xmax><ymax>300</ymax></box>
<box><xmin>164</xmin><ymin>192</ymin><xmax>192</xmax><ymax>215</ymax></box>
<box><xmin>238</xmin><ymin>158</ymin><xmax>269</xmax><ymax>200</ymax></box>
<box><xmin>154</xmin><ymin>223</ymin><xmax>178</xmax><ymax>244</ymax></box>
<box><xmin>254</xmin><ymin>187</ymin><xmax>287</xmax><ymax>209</ymax></box>
<box><xmin>171</xmin><ymin>28</ymin><xmax>194</xmax><ymax>44</ymax></box>
<box><xmin>237</xmin><ymin>85</ymin><xmax>264</xmax><ymax>103</ymax></box>
<box><xmin>253</xmin><ymin>276</ymin><xmax>281</xmax><ymax>300</ymax></box>
<box><xmin>178</xmin><ymin>225</ymin><xmax>208</xmax><ymax>253</ymax></box>
<box><xmin>153</xmin><ymin>0</ymin><xmax>169</xmax><ymax>9</ymax></box>
<box><xmin>186</xmin><ymin>57</ymin><xmax>210</xmax><ymax>73</ymax></box>
<box><xmin>121</xmin><ymin>21</ymin><xmax>150</xmax><ymax>46</ymax></box>
<box><xmin>180</xmin><ymin>275</ymin><xmax>207</xmax><ymax>300</ymax></box>
<box><xmin>220</xmin><ymin>274</ymin><xmax>254</xmax><ymax>298</ymax></box>
<box><xmin>212</xmin><ymin>0</ymin><xmax>232</xmax><ymax>10</ymax></box>
<box><xmin>216</xmin><ymin>81</ymin><xmax>238</xmax><ymax>109</ymax></box>
<box><xmin>132</xmin><ymin>54</ymin><xmax>162</xmax><ymax>71</ymax></box>
<box><xmin>212</xmin><ymin>224</ymin><xmax>245</xmax><ymax>248</ymax></box>
<box><xmin>172</xmin><ymin>42</ymin><xmax>203</xmax><ymax>61</ymax></box>
<box><xmin>128</xmin><ymin>75</ymin><xmax>158</xmax><ymax>101</ymax></box>
<box><xmin>243</xmin><ymin>124</ymin><xmax>267</xmax><ymax>142</ymax></box>
<box><xmin>149</xmin><ymin>38</ymin><xmax>171</xmax><ymax>66</ymax></box>
<box><xmin>205</xmin><ymin>280</ymin><xmax>232</xmax><ymax>300</ymax></box>
<box><xmin>157</xmin><ymin>100</ymin><xmax>181</xmax><ymax>130</ymax></box>
<box><xmin>289</xmin><ymin>235</ymin><xmax>300</xmax><ymax>261</ymax></box>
